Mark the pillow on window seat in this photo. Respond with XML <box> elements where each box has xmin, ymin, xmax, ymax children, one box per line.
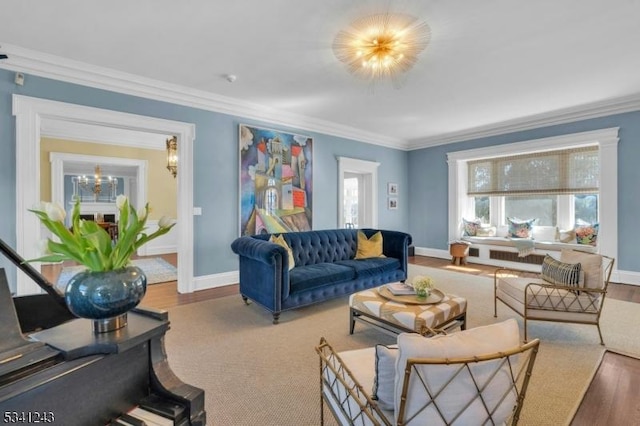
<box><xmin>575</xmin><ymin>223</ymin><xmax>599</xmax><ymax>246</ymax></box>
<box><xmin>507</xmin><ymin>217</ymin><xmax>537</xmax><ymax>238</ymax></box>
<box><xmin>462</xmin><ymin>218</ymin><xmax>482</xmax><ymax>236</ymax></box>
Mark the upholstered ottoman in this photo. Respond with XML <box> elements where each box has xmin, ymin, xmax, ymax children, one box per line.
<box><xmin>349</xmin><ymin>285</ymin><xmax>467</xmax><ymax>335</ymax></box>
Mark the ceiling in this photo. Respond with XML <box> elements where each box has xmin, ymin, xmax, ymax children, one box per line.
<box><xmin>2</xmin><ymin>0</ymin><xmax>640</xmax><ymax>150</ymax></box>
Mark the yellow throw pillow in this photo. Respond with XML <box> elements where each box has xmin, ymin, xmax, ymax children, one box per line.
<box><xmin>269</xmin><ymin>234</ymin><xmax>295</xmax><ymax>271</ymax></box>
<box><xmin>355</xmin><ymin>231</ymin><xmax>385</xmax><ymax>259</ymax></box>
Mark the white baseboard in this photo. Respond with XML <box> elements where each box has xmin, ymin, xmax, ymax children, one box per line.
<box><xmin>183</xmin><ymin>250</ymin><xmax>640</xmax><ymax>294</ymax></box>
<box><xmin>191</xmin><ymin>270</ymin><xmax>239</xmax><ymax>293</ymax></box>
<box><xmin>142</xmin><ymin>245</ymin><xmax>177</xmax><ymax>256</ymax></box>
<box><xmin>413</xmin><ymin>246</ymin><xmax>640</xmax><ymax>286</ymax></box>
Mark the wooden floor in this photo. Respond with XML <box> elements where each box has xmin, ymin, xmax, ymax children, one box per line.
<box><xmin>42</xmin><ymin>254</ymin><xmax>640</xmax><ymax>424</ymax></box>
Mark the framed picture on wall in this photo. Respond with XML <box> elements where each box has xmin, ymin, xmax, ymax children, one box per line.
<box><xmin>388</xmin><ymin>182</ymin><xmax>398</xmax><ymax>195</ymax></box>
<box><xmin>388</xmin><ymin>197</ymin><xmax>398</xmax><ymax>210</ymax></box>
<box><xmin>238</xmin><ymin>124</ymin><xmax>313</xmax><ymax>236</ymax></box>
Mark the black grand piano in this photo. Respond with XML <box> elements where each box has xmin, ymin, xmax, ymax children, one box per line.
<box><xmin>0</xmin><ymin>238</ymin><xmax>206</xmax><ymax>425</ymax></box>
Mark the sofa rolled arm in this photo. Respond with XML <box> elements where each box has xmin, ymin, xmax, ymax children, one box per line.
<box><xmin>378</xmin><ymin>229</ymin><xmax>412</xmax><ymax>274</ymax></box>
<box><xmin>231</xmin><ymin>236</ymin><xmax>286</xmax><ymax>265</ymax></box>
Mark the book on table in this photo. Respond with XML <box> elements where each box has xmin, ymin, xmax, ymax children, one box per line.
<box><xmin>387</xmin><ymin>282</ymin><xmax>416</xmax><ymax>295</ymax></box>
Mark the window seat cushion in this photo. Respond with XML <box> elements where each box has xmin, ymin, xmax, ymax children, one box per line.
<box><xmin>462</xmin><ymin>236</ymin><xmax>597</xmax><ymax>253</ymax></box>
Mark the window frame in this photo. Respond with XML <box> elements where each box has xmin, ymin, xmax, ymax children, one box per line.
<box><xmin>448</xmin><ymin>128</ymin><xmax>618</xmax><ymax>259</ymax></box>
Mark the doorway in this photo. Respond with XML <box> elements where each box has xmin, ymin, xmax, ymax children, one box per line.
<box><xmin>337</xmin><ymin>157</ymin><xmax>380</xmax><ymax>229</ymax></box>
<box><xmin>13</xmin><ymin>95</ymin><xmax>195</xmax><ymax>295</ymax></box>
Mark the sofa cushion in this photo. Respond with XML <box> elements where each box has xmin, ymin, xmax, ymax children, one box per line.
<box><xmin>289</xmin><ymin>263</ymin><xmax>356</xmax><ymax>293</ymax></box>
<box><xmin>355</xmin><ymin>230</ymin><xmax>384</xmax><ymax>259</ymax></box>
<box><xmin>335</xmin><ymin>257</ymin><xmax>400</xmax><ymax>278</ymax></box>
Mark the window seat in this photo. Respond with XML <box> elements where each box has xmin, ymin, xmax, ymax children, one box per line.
<box><xmin>461</xmin><ymin>236</ymin><xmax>597</xmax><ymax>253</ymax></box>
<box><xmin>459</xmin><ymin>236</ymin><xmax>597</xmax><ymax>271</ymax></box>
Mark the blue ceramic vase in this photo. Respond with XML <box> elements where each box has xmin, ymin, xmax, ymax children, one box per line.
<box><xmin>64</xmin><ymin>266</ymin><xmax>147</xmax><ymax>321</ymax></box>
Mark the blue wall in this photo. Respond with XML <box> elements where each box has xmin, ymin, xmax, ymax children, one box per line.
<box><xmin>0</xmin><ymin>69</ymin><xmax>409</xmax><ymax>289</ymax></box>
<box><xmin>408</xmin><ymin>111</ymin><xmax>640</xmax><ymax>272</ymax></box>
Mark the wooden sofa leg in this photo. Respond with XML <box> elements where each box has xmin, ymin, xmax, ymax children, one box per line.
<box><xmin>273</xmin><ymin>313</ymin><xmax>280</xmax><ymax>324</ymax></box>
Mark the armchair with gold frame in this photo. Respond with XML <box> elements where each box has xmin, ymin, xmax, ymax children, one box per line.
<box><xmin>316</xmin><ymin>319</ymin><xmax>540</xmax><ymax>426</ymax></box>
<box><xmin>494</xmin><ymin>249</ymin><xmax>614</xmax><ymax>345</ymax></box>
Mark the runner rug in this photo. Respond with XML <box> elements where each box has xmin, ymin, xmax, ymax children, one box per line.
<box><xmin>56</xmin><ymin>257</ymin><xmax>177</xmax><ymax>290</ymax></box>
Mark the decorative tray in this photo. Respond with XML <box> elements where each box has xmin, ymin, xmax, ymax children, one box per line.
<box><xmin>378</xmin><ymin>286</ymin><xmax>445</xmax><ymax>305</ymax></box>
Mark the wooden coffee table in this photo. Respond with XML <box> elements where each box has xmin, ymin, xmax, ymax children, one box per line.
<box><xmin>349</xmin><ymin>284</ymin><xmax>467</xmax><ymax>336</ymax></box>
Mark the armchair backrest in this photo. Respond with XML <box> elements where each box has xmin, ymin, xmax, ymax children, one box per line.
<box><xmin>559</xmin><ymin>249</ymin><xmax>615</xmax><ymax>290</ymax></box>
<box><xmin>397</xmin><ymin>339</ymin><xmax>540</xmax><ymax>426</ymax></box>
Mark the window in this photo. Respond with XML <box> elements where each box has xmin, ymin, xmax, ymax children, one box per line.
<box><xmin>447</xmin><ymin>128</ymin><xmax>618</xmax><ymax>261</ymax></box>
<box><xmin>505</xmin><ymin>195</ymin><xmax>557</xmax><ymax>226</ymax></box>
<box><xmin>575</xmin><ymin>194</ymin><xmax>598</xmax><ymax>225</ymax></box>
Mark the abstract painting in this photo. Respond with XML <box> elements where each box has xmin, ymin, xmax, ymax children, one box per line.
<box><xmin>239</xmin><ymin>124</ymin><xmax>313</xmax><ymax>235</ymax></box>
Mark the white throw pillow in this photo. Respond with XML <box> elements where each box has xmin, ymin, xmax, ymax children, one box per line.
<box><xmin>394</xmin><ymin>319</ymin><xmax>521</xmax><ymax>425</ymax></box>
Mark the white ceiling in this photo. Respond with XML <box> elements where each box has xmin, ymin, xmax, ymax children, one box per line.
<box><xmin>2</xmin><ymin>0</ymin><xmax>640</xmax><ymax>150</ymax></box>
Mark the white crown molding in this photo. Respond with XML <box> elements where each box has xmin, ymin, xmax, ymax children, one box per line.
<box><xmin>407</xmin><ymin>94</ymin><xmax>640</xmax><ymax>150</ymax></box>
<box><xmin>0</xmin><ymin>44</ymin><xmax>404</xmax><ymax>149</ymax></box>
<box><xmin>3</xmin><ymin>44</ymin><xmax>640</xmax><ymax>152</ymax></box>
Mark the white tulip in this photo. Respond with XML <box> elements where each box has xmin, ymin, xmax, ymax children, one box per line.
<box><xmin>45</xmin><ymin>203</ymin><xmax>66</xmax><ymax>222</ymax></box>
<box><xmin>116</xmin><ymin>195</ymin><xmax>128</xmax><ymax>210</ymax></box>
<box><xmin>137</xmin><ymin>206</ymin><xmax>147</xmax><ymax>221</ymax></box>
<box><xmin>158</xmin><ymin>216</ymin><xmax>173</xmax><ymax>229</ymax></box>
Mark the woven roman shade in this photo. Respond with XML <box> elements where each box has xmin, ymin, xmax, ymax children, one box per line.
<box><xmin>467</xmin><ymin>146</ymin><xmax>599</xmax><ymax>196</ymax></box>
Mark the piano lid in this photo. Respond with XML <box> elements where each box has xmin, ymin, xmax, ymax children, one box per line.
<box><xmin>0</xmin><ymin>268</ymin><xmax>61</xmax><ymax>386</ymax></box>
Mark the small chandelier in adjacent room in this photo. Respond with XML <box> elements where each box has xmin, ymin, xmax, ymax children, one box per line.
<box><xmin>75</xmin><ymin>165</ymin><xmax>117</xmax><ymax>202</ymax></box>
<box><xmin>166</xmin><ymin>136</ymin><xmax>178</xmax><ymax>178</ymax></box>
<box><xmin>333</xmin><ymin>12</ymin><xmax>430</xmax><ymax>86</ymax></box>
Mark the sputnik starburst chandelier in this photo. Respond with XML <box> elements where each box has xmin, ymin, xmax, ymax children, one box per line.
<box><xmin>333</xmin><ymin>13</ymin><xmax>430</xmax><ymax>86</ymax></box>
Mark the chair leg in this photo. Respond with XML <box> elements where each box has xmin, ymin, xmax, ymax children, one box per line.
<box><xmin>523</xmin><ymin>318</ymin><xmax>528</xmax><ymax>343</ymax></box>
<box><xmin>597</xmin><ymin>324</ymin><xmax>605</xmax><ymax>346</ymax></box>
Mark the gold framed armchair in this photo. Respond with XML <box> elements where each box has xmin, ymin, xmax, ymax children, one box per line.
<box><xmin>315</xmin><ymin>319</ymin><xmax>539</xmax><ymax>426</ymax></box>
<box><xmin>494</xmin><ymin>249</ymin><xmax>615</xmax><ymax>345</ymax></box>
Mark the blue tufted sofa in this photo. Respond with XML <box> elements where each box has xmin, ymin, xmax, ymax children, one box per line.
<box><xmin>230</xmin><ymin>228</ymin><xmax>412</xmax><ymax>323</ymax></box>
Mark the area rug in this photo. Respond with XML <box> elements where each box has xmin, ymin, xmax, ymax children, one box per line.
<box><xmin>163</xmin><ymin>265</ymin><xmax>640</xmax><ymax>426</ymax></box>
<box><xmin>56</xmin><ymin>257</ymin><xmax>177</xmax><ymax>290</ymax></box>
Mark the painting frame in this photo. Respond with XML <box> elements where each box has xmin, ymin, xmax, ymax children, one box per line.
<box><xmin>388</xmin><ymin>182</ymin><xmax>398</xmax><ymax>195</ymax></box>
<box><xmin>239</xmin><ymin>124</ymin><xmax>313</xmax><ymax>236</ymax></box>
<box><xmin>388</xmin><ymin>197</ymin><xmax>398</xmax><ymax>210</ymax></box>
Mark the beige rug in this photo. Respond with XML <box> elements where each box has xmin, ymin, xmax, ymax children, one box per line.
<box><xmin>164</xmin><ymin>265</ymin><xmax>640</xmax><ymax>426</ymax></box>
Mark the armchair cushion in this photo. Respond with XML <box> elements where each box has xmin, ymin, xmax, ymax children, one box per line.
<box><xmin>395</xmin><ymin>319</ymin><xmax>521</xmax><ymax>424</ymax></box>
<box><xmin>560</xmin><ymin>249</ymin><xmax>603</xmax><ymax>289</ymax></box>
<box><xmin>373</xmin><ymin>344</ymin><xmax>398</xmax><ymax>411</ymax></box>
<box><xmin>498</xmin><ymin>276</ymin><xmax>601</xmax><ymax>314</ymax></box>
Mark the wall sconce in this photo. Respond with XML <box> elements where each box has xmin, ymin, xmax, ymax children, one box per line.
<box><xmin>166</xmin><ymin>136</ymin><xmax>178</xmax><ymax>178</ymax></box>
